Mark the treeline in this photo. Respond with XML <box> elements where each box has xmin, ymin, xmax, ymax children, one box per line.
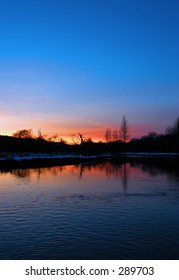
<box><xmin>0</xmin><ymin>117</ymin><xmax>178</xmax><ymax>154</ymax></box>
<box><xmin>125</xmin><ymin>117</ymin><xmax>179</xmax><ymax>153</ymax></box>
<box><xmin>12</xmin><ymin>128</ymin><xmax>66</xmax><ymax>143</ymax></box>
<box><xmin>105</xmin><ymin>115</ymin><xmax>130</xmax><ymax>142</ymax></box>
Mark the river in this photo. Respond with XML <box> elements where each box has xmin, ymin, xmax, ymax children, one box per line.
<box><xmin>0</xmin><ymin>158</ymin><xmax>178</xmax><ymax>259</ymax></box>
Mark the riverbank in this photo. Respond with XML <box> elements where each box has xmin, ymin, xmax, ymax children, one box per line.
<box><xmin>0</xmin><ymin>152</ymin><xmax>112</xmax><ymax>169</ymax></box>
<box><xmin>0</xmin><ymin>151</ymin><xmax>178</xmax><ymax>170</ymax></box>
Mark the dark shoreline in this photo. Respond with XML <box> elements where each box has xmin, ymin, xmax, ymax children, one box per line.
<box><xmin>0</xmin><ymin>156</ymin><xmax>106</xmax><ymax>170</ymax></box>
<box><xmin>0</xmin><ymin>152</ymin><xmax>179</xmax><ymax>171</ymax></box>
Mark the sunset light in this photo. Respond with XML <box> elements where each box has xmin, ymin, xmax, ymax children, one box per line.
<box><xmin>0</xmin><ymin>0</ymin><xmax>179</xmax><ymax>268</ymax></box>
<box><xmin>0</xmin><ymin>0</ymin><xmax>178</xmax><ymax>141</ymax></box>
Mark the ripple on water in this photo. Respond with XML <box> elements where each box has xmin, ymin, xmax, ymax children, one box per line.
<box><xmin>0</xmin><ymin>160</ymin><xmax>179</xmax><ymax>259</ymax></box>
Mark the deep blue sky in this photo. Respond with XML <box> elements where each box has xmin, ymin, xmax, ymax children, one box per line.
<box><xmin>0</xmin><ymin>0</ymin><xmax>178</xmax><ymax>141</ymax></box>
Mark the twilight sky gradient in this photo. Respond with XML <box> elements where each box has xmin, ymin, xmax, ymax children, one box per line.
<box><xmin>0</xmin><ymin>0</ymin><xmax>178</xmax><ymax>142</ymax></box>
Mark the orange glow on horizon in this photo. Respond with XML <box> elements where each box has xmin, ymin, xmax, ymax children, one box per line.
<box><xmin>0</xmin><ymin>112</ymin><xmax>165</xmax><ymax>143</ymax></box>
<box><xmin>0</xmin><ymin>123</ymin><xmax>163</xmax><ymax>143</ymax></box>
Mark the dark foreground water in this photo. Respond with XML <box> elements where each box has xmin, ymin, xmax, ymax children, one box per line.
<box><xmin>0</xmin><ymin>158</ymin><xmax>179</xmax><ymax>259</ymax></box>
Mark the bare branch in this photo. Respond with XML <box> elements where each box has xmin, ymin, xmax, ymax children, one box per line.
<box><xmin>120</xmin><ymin>115</ymin><xmax>130</xmax><ymax>142</ymax></box>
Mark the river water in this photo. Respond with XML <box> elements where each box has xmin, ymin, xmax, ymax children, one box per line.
<box><xmin>0</xmin><ymin>158</ymin><xmax>179</xmax><ymax>259</ymax></box>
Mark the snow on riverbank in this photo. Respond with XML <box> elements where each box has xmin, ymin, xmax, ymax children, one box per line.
<box><xmin>0</xmin><ymin>152</ymin><xmax>178</xmax><ymax>161</ymax></box>
<box><xmin>121</xmin><ymin>152</ymin><xmax>179</xmax><ymax>157</ymax></box>
<box><xmin>0</xmin><ymin>152</ymin><xmax>112</xmax><ymax>161</ymax></box>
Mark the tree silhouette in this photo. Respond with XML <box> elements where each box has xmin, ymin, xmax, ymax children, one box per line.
<box><xmin>12</xmin><ymin>129</ymin><xmax>33</xmax><ymax>139</ymax></box>
<box><xmin>105</xmin><ymin>128</ymin><xmax>111</xmax><ymax>142</ymax></box>
<box><xmin>37</xmin><ymin>128</ymin><xmax>44</xmax><ymax>139</ymax></box>
<box><xmin>78</xmin><ymin>133</ymin><xmax>85</xmax><ymax>144</ymax></box>
<box><xmin>112</xmin><ymin>129</ymin><xmax>119</xmax><ymax>141</ymax></box>
<box><xmin>72</xmin><ymin>133</ymin><xmax>91</xmax><ymax>144</ymax></box>
<box><xmin>165</xmin><ymin>117</ymin><xmax>179</xmax><ymax>135</ymax></box>
<box><xmin>120</xmin><ymin>115</ymin><xmax>130</xmax><ymax>142</ymax></box>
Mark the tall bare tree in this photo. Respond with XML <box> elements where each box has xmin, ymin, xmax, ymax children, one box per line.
<box><xmin>120</xmin><ymin>115</ymin><xmax>130</xmax><ymax>142</ymax></box>
<box><xmin>105</xmin><ymin>128</ymin><xmax>111</xmax><ymax>142</ymax></box>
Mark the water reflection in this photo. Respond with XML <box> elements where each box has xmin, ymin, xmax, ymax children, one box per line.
<box><xmin>0</xmin><ymin>157</ymin><xmax>179</xmax><ymax>260</ymax></box>
<box><xmin>122</xmin><ymin>163</ymin><xmax>128</xmax><ymax>192</ymax></box>
<box><xmin>129</xmin><ymin>157</ymin><xmax>179</xmax><ymax>181</ymax></box>
<box><xmin>8</xmin><ymin>166</ymin><xmax>66</xmax><ymax>183</ymax></box>
<box><xmin>1</xmin><ymin>157</ymin><xmax>178</xmax><ymax>191</ymax></box>
<box><xmin>4</xmin><ymin>162</ymin><xmax>130</xmax><ymax>190</ymax></box>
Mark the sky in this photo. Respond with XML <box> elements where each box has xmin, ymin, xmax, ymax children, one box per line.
<box><xmin>0</xmin><ymin>0</ymin><xmax>178</xmax><ymax>142</ymax></box>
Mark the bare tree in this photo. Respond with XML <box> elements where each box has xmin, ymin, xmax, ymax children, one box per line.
<box><xmin>120</xmin><ymin>115</ymin><xmax>130</xmax><ymax>142</ymax></box>
<box><xmin>112</xmin><ymin>129</ymin><xmax>119</xmax><ymax>141</ymax></box>
<box><xmin>37</xmin><ymin>128</ymin><xmax>43</xmax><ymax>139</ymax></box>
<box><xmin>72</xmin><ymin>133</ymin><xmax>88</xmax><ymax>145</ymax></box>
<box><xmin>78</xmin><ymin>133</ymin><xmax>85</xmax><ymax>144</ymax></box>
<box><xmin>105</xmin><ymin>128</ymin><xmax>111</xmax><ymax>142</ymax></box>
<box><xmin>37</xmin><ymin>128</ymin><xmax>46</xmax><ymax>140</ymax></box>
